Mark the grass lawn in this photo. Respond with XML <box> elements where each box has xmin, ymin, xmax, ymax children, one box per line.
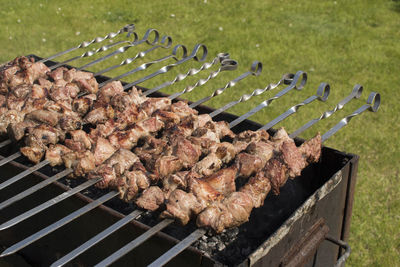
<box><xmin>1</xmin><ymin>0</ymin><xmax>399</xmax><ymax>265</ymax></box>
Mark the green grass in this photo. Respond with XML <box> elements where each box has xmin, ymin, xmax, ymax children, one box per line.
<box><xmin>0</xmin><ymin>0</ymin><xmax>399</xmax><ymax>265</ymax></box>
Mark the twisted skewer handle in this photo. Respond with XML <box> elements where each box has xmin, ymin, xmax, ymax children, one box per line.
<box><xmin>38</xmin><ymin>24</ymin><xmax>135</xmax><ymax>63</ymax></box>
<box><xmin>99</xmin><ymin>44</ymin><xmax>187</xmax><ymax>88</ymax></box>
<box><xmin>144</xmin><ymin>52</ymin><xmax>228</xmax><ymax>96</ymax></box>
<box><xmin>229</xmin><ymin>70</ymin><xmax>307</xmax><ymax>128</ymax></box>
<box><xmin>260</xmin><ymin>82</ymin><xmax>330</xmax><ymax>131</ymax></box>
<box><xmin>209</xmin><ymin>72</ymin><xmax>293</xmax><ymax>118</ymax></box>
<box><xmin>321</xmin><ymin>92</ymin><xmax>380</xmax><ymax>142</ymax></box>
<box><xmin>169</xmin><ymin>58</ymin><xmax>238</xmax><ymax>100</ymax></box>
<box><xmin>94</xmin><ymin>35</ymin><xmax>173</xmax><ymax>76</ymax></box>
<box><xmin>124</xmin><ymin>44</ymin><xmax>208</xmax><ymax>90</ymax></box>
<box><xmin>77</xmin><ymin>28</ymin><xmax>160</xmax><ymax>70</ymax></box>
<box><xmin>189</xmin><ymin>60</ymin><xmax>263</xmax><ymax>108</ymax></box>
<box><xmin>289</xmin><ymin>84</ymin><xmax>363</xmax><ymax>138</ymax></box>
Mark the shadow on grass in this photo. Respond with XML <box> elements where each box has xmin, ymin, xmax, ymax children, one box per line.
<box><xmin>391</xmin><ymin>0</ymin><xmax>400</xmax><ymax>13</ymax></box>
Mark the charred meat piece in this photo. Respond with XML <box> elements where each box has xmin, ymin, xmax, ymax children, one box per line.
<box><xmin>135</xmin><ymin>186</ymin><xmax>165</xmax><ymax>211</ymax></box>
<box><xmin>196</xmin><ymin>192</ymin><xmax>254</xmax><ymax>233</ymax></box>
<box><xmin>112</xmin><ymin>164</ymin><xmax>152</xmax><ymax>202</ymax></box>
<box><xmin>65</xmin><ymin>130</ymin><xmax>92</xmax><ymax>152</ymax></box>
<box><xmin>299</xmin><ymin>133</ymin><xmax>322</xmax><ymax>164</ymax></box>
<box><xmin>0</xmin><ymin>110</ymin><xmax>24</xmax><ymax>136</ymax></box>
<box><xmin>234</xmin><ymin>153</ymin><xmax>263</xmax><ymax>177</ymax></box>
<box><xmin>25</xmin><ymin>110</ymin><xmax>60</xmax><ymax>127</ymax></box>
<box><xmin>155</xmin><ymin>155</ymin><xmax>183</xmax><ymax>178</ymax></box>
<box><xmin>20</xmin><ymin>145</ymin><xmax>45</xmax><ymax>163</ymax></box>
<box><xmin>161</xmin><ymin>189</ymin><xmax>204</xmax><ymax>225</ymax></box>
<box><xmin>45</xmin><ymin>144</ymin><xmax>73</xmax><ymax>166</ymax></box>
<box><xmin>240</xmin><ymin>171</ymin><xmax>272</xmax><ymax>208</ymax></box>
<box><xmin>88</xmin><ymin>149</ymin><xmax>139</xmax><ymax>188</ymax></box>
<box><xmin>93</xmin><ymin>137</ymin><xmax>116</xmax><ymax>165</ymax></box>
<box><xmin>7</xmin><ymin>119</ymin><xmax>39</xmax><ymax>142</ymax></box>
<box><xmin>201</xmin><ymin>166</ymin><xmax>238</xmax><ymax>195</ymax></box>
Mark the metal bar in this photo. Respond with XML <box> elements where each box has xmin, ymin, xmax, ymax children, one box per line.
<box><xmin>228</xmin><ymin>70</ymin><xmax>307</xmax><ymax>128</ymax></box>
<box><xmin>326</xmin><ymin>235</ymin><xmax>351</xmax><ymax>267</ymax></box>
<box><xmin>0</xmin><ymin>159</ymin><xmax>49</xmax><ymax>191</ymax></box>
<box><xmin>0</xmin><ymin>151</ymin><xmax>21</xmax><ymax>167</ymax></box>
<box><xmin>321</xmin><ymin>92</ymin><xmax>380</xmax><ymax>142</ymax></box>
<box><xmin>289</xmin><ymin>84</ymin><xmax>363</xmax><ymax>139</ymax></box>
<box><xmin>49</xmin><ymin>33</ymin><xmax>138</xmax><ymax>70</ymax></box>
<box><xmin>144</xmin><ymin>52</ymin><xmax>231</xmax><ymax>96</ymax></box>
<box><xmin>168</xmin><ymin>58</ymin><xmax>238</xmax><ymax>100</ymax></box>
<box><xmin>123</xmin><ymin>44</ymin><xmax>208</xmax><ymax>90</ymax></box>
<box><xmin>93</xmin><ymin>35</ymin><xmax>173</xmax><ymax>77</ymax></box>
<box><xmin>189</xmin><ymin>61</ymin><xmax>263</xmax><ymax>108</ymax></box>
<box><xmin>0</xmin><ymin>191</ymin><xmax>118</xmax><ymax>257</ymax></box>
<box><xmin>0</xmin><ymin>178</ymin><xmax>101</xmax><ymax>231</ymax></box>
<box><xmin>0</xmin><ymin>168</ymin><xmax>73</xmax><ymax>210</ymax></box>
<box><xmin>94</xmin><ymin>219</ymin><xmax>173</xmax><ymax>267</ymax></box>
<box><xmin>98</xmin><ymin>44</ymin><xmax>187</xmax><ymax>88</ymax></box>
<box><xmin>50</xmin><ymin>209</ymin><xmax>143</xmax><ymax>267</ymax></box>
<box><xmin>209</xmin><ymin>72</ymin><xmax>293</xmax><ymax>118</ymax></box>
<box><xmin>37</xmin><ymin>24</ymin><xmax>135</xmax><ymax>63</ymax></box>
<box><xmin>77</xmin><ymin>28</ymin><xmax>160</xmax><ymax>71</ymax></box>
<box><xmin>147</xmin><ymin>228</ymin><xmax>206</xmax><ymax>267</ymax></box>
<box><xmin>0</xmin><ymin>139</ymin><xmax>12</xmax><ymax>148</ymax></box>
<box><xmin>260</xmin><ymin>83</ymin><xmax>330</xmax><ymax>131</ymax></box>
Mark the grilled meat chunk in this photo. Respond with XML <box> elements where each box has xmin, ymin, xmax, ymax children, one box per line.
<box><xmin>88</xmin><ymin>149</ymin><xmax>139</xmax><ymax>188</ymax></box>
<box><xmin>196</xmin><ymin>192</ymin><xmax>254</xmax><ymax>233</ymax></box>
<box><xmin>135</xmin><ymin>186</ymin><xmax>165</xmax><ymax>211</ymax></box>
<box><xmin>45</xmin><ymin>144</ymin><xmax>73</xmax><ymax>166</ymax></box>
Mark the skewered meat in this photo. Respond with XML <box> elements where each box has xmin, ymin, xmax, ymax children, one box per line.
<box><xmin>88</xmin><ymin>149</ymin><xmax>139</xmax><ymax>188</ymax></box>
<box><xmin>135</xmin><ymin>186</ymin><xmax>165</xmax><ymax>211</ymax></box>
<box><xmin>197</xmin><ymin>131</ymin><xmax>322</xmax><ymax>232</ymax></box>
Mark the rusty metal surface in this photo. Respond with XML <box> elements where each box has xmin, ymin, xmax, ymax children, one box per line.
<box><xmin>281</xmin><ymin>218</ymin><xmax>329</xmax><ymax>267</ymax></box>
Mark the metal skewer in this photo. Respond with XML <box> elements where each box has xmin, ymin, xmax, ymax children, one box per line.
<box><xmin>260</xmin><ymin>82</ymin><xmax>330</xmax><ymax>131</ymax></box>
<box><xmin>208</xmin><ymin>73</ymin><xmax>294</xmax><ymax>118</ymax></box>
<box><xmin>321</xmin><ymin>92</ymin><xmax>380</xmax><ymax>142</ymax></box>
<box><xmin>0</xmin><ymin>151</ymin><xmax>21</xmax><ymax>167</ymax></box>
<box><xmin>93</xmin><ymin>219</ymin><xmax>174</xmax><ymax>267</ymax></box>
<box><xmin>122</xmin><ymin>43</ymin><xmax>208</xmax><ymax>90</ymax></box>
<box><xmin>0</xmin><ymin>139</ymin><xmax>12</xmax><ymax>149</ymax></box>
<box><xmin>147</xmin><ymin>229</ymin><xmax>207</xmax><ymax>267</ymax></box>
<box><xmin>0</xmin><ymin>159</ymin><xmax>49</xmax><ymax>190</ymax></box>
<box><xmin>93</xmin><ymin>35</ymin><xmax>173</xmax><ymax>77</ymax></box>
<box><xmin>228</xmin><ymin>71</ymin><xmax>307</xmax><ymax>128</ymax></box>
<box><xmin>0</xmin><ymin>168</ymin><xmax>73</xmax><ymax>210</ymax></box>
<box><xmin>168</xmin><ymin>58</ymin><xmax>238</xmax><ymax>100</ymax></box>
<box><xmin>0</xmin><ymin>191</ymin><xmax>119</xmax><ymax>258</ymax></box>
<box><xmin>189</xmin><ymin>61</ymin><xmax>263</xmax><ymax>108</ymax></box>
<box><xmin>49</xmin><ymin>32</ymin><xmax>139</xmax><ymax>70</ymax></box>
<box><xmin>97</xmin><ymin>44</ymin><xmax>187</xmax><ymax>88</ymax></box>
<box><xmin>144</xmin><ymin>53</ymin><xmax>231</xmax><ymax>96</ymax></box>
<box><xmin>77</xmin><ymin>28</ymin><xmax>160</xmax><ymax>71</ymax></box>
<box><xmin>145</xmin><ymin>91</ymin><xmax>381</xmax><ymax>267</ymax></box>
<box><xmin>50</xmin><ymin>209</ymin><xmax>144</xmax><ymax>267</ymax></box>
<box><xmin>37</xmin><ymin>24</ymin><xmax>135</xmax><ymax>63</ymax></box>
<box><xmin>0</xmin><ymin>71</ymin><xmax>297</xmax><ymax>261</ymax></box>
<box><xmin>0</xmin><ymin>53</ymin><xmax>233</xmax><ymax>195</ymax></box>
<box><xmin>289</xmin><ymin>84</ymin><xmax>363</xmax><ymax>138</ymax></box>
<box><xmin>0</xmin><ymin>58</ymin><xmax>240</xmax><ymax>218</ymax></box>
<box><xmin>51</xmin><ymin>73</ymin><xmax>298</xmax><ymax>267</ymax></box>
<box><xmin>0</xmin><ymin>178</ymin><xmax>101</xmax><ymax>231</ymax></box>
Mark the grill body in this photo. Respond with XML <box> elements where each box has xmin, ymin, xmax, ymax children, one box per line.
<box><xmin>0</xmin><ymin>56</ymin><xmax>358</xmax><ymax>266</ymax></box>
